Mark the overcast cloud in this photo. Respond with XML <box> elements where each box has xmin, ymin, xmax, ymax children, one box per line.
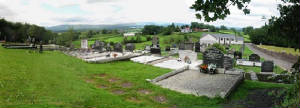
<box><xmin>0</xmin><ymin>0</ymin><xmax>282</xmax><ymax>28</ymax></box>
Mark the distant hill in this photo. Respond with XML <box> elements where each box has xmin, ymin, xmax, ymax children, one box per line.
<box><xmin>45</xmin><ymin>22</ymin><xmax>189</xmax><ymax>32</ymax></box>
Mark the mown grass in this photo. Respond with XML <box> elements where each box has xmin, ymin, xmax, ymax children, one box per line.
<box><xmin>0</xmin><ymin>46</ymin><xmax>224</xmax><ymax>108</ymax></box>
<box><xmin>258</xmin><ymin>45</ymin><xmax>300</xmax><ymax>56</ymax></box>
<box><xmin>0</xmin><ymin>45</ymin><xmax>291</xmax><ymax>108</ymax></box>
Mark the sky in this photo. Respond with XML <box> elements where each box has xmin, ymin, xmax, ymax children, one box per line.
<box><xmin>0</xmin><ymin>0</ymin><xmax>282</xmax><ymax>28</ymax></box>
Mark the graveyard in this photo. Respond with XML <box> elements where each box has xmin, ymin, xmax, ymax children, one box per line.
<box><xmin>0</xmin><ymin>40</ymin><xmax>292</xmax><ymax>108</ymax></box>
<box><xmin>0</xmin><ymin>29</ymin><xmax>296</xmax><ymax>108</ymax></box>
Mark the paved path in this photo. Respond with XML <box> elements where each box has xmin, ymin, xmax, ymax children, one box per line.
<box><xmin>246</xmin><ymin>43</ymin><xmax>293</xmax><ymax>71</ymax></box>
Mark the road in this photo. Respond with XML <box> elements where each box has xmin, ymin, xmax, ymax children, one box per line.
<box><xmin>246</xmin><ymin>43</ymin><xmax>293</xmax><ymax>71</ymax></box>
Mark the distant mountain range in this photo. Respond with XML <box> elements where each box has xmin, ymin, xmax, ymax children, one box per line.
<box><xmin>45</xmin><ymin>22</ymin><xmax>188</xmax><ymax>32</ymax></box>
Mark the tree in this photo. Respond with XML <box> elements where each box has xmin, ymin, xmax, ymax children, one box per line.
<box><xmin>190</xmin><ymin>0</ymin><xmax>251</xmax><ymax>22</ymax></box>
<box><xmin>242</xmin><ymin>26</ymin><xmax>254</xmax><ymax>35</ymax></box>
<box><xmin>220</xmin><ymin>25</ymin><xmax>228</xmax><ymax>30</ymax></box>
<box><xmin>142</xmin><ymin>25</ymin><xmax>163</xmax><ymax>35</ymax></box>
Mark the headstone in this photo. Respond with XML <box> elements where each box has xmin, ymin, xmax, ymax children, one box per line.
<box><xmin>223</xmin><ymin>56</ymin><xmax>234</xmax><ymax>70</ymax></box>
<box><xmin>179</xmin><ymin>50</ymin><xmax>197</xmax><ymax>63</ymax></box>
<box><xmin>106</xmin><ymin>43</ymin><xmax>112</xmax><ymax>51</ymax></box>
<box><xmin>234</xmin><ymin>51</ymin><xmax>242</xmax><ymax>59</ymax></box>
<box><xmin>145</xmin><ymin>45</ymin><xmax>151</xmax><ymax>51</ymax></box>
<box><xmin>114</xmin><ymin>43</ymin><xmax>123</xmax><ymax>52</ymax></box>
<box><xmin>125</xmin><ymin>43</ymin><xmax>135</xmax><ymax>52</ymax></box>
<box><xmin>151</xmin><ymin>36</ymin><xmax>160</xmax><ymax>48</ymax></box>
<box><xmin>249</xmin><ymin>54</ymin><xmax>260</xmax><ymax>62</ymax></box>
<box><xmin>150</xmin><ymin>48</ymin><xmax>161</xmax><ymax>54</ymax></box>
<box><xmin>261</xmin><ymin>61</ymin><xmax>274</xmax><ymax>72</ymax></box>
<box><xmin>165</xmin><ymin>46</ymin><xmax>170</xmax><ymax>51</ymax></box>
<box><xmin>92</xmin><ymin>40</ymin><xmax>105</xmax><ymax>52</ymax></box>
<box><xmin>179</xmin><ymin>43</ymin><xmax>185</xmax><ymax>50</ymax></box>
<box><xmin>150</xmin><ymin>36</ymin><xmax>161</xmax><ymax>54</ymax></box>
<box><xmin>179</xmin><ymin>43</ymin><xmax>194</xmax><ymax>50</ymax></box>
<box><xmin>203</xmin><ymin>47</ymin><xmax>224</xmax><ymax>68</ymax></box>
<box><xmin>195</xmin><ymin>42</ymin><xmax>200</xmax><ymax>52</ymax></box>
<box><xmin>81</xmin><ymin>39</ymin><xmax>88</xmax><ymax>49</ymax></box>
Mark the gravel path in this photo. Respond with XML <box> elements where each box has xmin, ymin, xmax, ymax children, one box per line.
<box><xmin>246</xmin><ymin>43</ymin><xmax>293</xmax><ymax>71</ymax></box>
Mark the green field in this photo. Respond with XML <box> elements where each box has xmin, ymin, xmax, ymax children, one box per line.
<box><xmin>0</xmin><ymin>45</ymin><xmax>290</xmax><ymax>108</ymax></box>
<box><xmin>258</xmin><ymin>45</ymin><xmax>300</xmax><ymax>56</ymax></box>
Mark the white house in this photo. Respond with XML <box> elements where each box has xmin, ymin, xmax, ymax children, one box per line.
<box><xmin>123</xmin><ymin>32</ymin><xmax>136</xmax><ymax>37</ymax></box>
<box><xmin>181</xmin><ymin>27</ymin><xmax>192</xmax><ymax>33</ymax></box>
<box><xmin>200</xmin><ymin>33</ymin><xmax>244</xmax><ymax>47</ymax></box>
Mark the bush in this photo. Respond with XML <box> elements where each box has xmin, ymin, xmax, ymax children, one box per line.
<box><xmin>210</xmin><ymin>43</ymin><xmax>226</xmax><ymax>53</ymax></box>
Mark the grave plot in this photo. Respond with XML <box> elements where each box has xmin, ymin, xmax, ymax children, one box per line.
<box><xmin>153</xmin><ymin>59</ymin><xmax>203</xmax><ymax>70</ymax></box>
<box><xmin>130</xmin><ymin>55</ymin><xmax>164</xmax><ymax>64</ymax></box>
<box><xmin>154</xmin><ymin>70</ymin><xmax>244</xmax><ymax>98</ymax></box>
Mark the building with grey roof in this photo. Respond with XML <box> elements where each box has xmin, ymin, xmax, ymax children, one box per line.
<box><xmin>200</xmin><ymin>33</ymin><xmax>244</xmax><ymax>47</ymax></box>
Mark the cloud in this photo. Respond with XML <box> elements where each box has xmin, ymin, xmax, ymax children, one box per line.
<box><xmin>0</xmin><ymin>0</ymin><xmax>282</xmax><ymax>28</ymax></box>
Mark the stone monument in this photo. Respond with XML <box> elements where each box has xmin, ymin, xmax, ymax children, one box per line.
<box><xmin>150</xmin><ymin>36</ymin><xmax>161</xmax><ymax>54</ymax></box>
<box><xmin>125</xmin><ymin>43</ymin><xmax>135</xmax><ymax>52</ymax></box>
<box><xmin>234</xmin><ymin>51</ymin><xmax>242</xmax><ymax>59</ymax></box>
<box><xmin>81</xmin><ymin>39</ymin><xmax>88</xmax><ymax>49</ymax></box>
<box><xmin>249</xmin><ymin>54</ymin><xmax>260</xmax><ymax>62</ymax></box>
<box><xmin>195</xmin><ymin>42</ymin><xmax>201</xmax><ymax>52</ymax></box>
<box><xmin>261</xmin><ymin>61</ymin><xmax>274</xmax><ymax>72</ymax></box>
<box><xmin>223</xmin><ymin>56</ymin><xmax>234</xmax><ymax>70</ymax></box>
<box><xmin>92</xmin><ymin>40</ymin><xmax>105</xmax><ymax>52</ymax></box>
<box><xmin>203</xmin><ymin>47</ymin><xmax>224</xmax><ymax>68</ymax></box>
<box><xmin>114</xmin><ymin>43</ymin><xmax>123</xmax><ymax>52</ymax></box>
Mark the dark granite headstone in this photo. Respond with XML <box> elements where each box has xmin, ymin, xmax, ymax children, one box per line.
<box><xmin>195</xmin><ymin>42</ymin><xmax>200</xmax><ymax>52</ymax></box>
<box><xmin>223</xmin><ymin>56</ymin><xmax>234</xmax><ymax>70</ymax></box>
<box><xmin>92</xmin><ymin>40</ymin><xmax>105</xmax><ymax>52</ymax></box>
<box><xmin>249</xmin><ymin>54</ymin><xmax>260</xmax><ymax>62</ymax></box>
<box><xmin>150</xmin><ymin>48</ymin><xmax>161</xmax><ymax>54</ymax></box>
<box><xmin>261</xmin><ymin>61</ymin><xmax>274</xmax><ymax>72</ymax></box>
<box><xmin>125</xmin><ymin>43</ymin><xmax>135</xmax><ymax>52</ymax></box>
<box><xmin>203</xmin><ymin>47</ymin><xmax>224</xmax><ymax>68</ymax></box>
<box><xmin>114</xmin><ymin>43</ymin><xmax>123</xmax><ymax>52</ymax></box>
<box><xmin>234</xmin><ymin>51</ymin><xmax>242</xmax><ymax>59</ymax></box>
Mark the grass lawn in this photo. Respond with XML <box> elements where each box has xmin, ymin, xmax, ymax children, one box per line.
<box><xmin>258</xmin><ymin>45</ymin><xmax>300</xmax><ymax>56</ymax></box>
<box><xmin>235</xmin><ymin>65</ymin><xmax>285</xmax><ymax>74</ymax></box>
<box><xmin>0</xmin><ymin>45</ymin><xmax>291</xmax><ymax>108</ymax></box>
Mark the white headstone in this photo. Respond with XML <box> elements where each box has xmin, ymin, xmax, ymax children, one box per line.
<box><xmin>179</xmin><ymin>50</ymin><xmax>197</xmax><ymax>63</ymax></box>
<box><xmin>81</xmin><ymin>39</ymin><xmax>88</xmax><ymax>49</ymax></box>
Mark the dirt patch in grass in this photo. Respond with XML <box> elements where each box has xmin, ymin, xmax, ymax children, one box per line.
<box><xmin>97</xmin><ymin>84</ymin><xmax>108</xmax><ymax>89</ymax></box>
<box><xmin>97</xmin><ymin>73</ymin><xmax>107</xmax><ymax>78</ymax></box>
<box><xmin>85</xmin><ymin>79</ymin><xmax>94</xmax><ymax>84</ymax></box>
<box><xmin>138</xmin><ymin>89</ymin><xmax>152</xmax><ymax>95</ymax></box>
<box><xmin>112</xmin><ymin>90</ymin><xmax>125</xmax><ymax>95</ymax></box>
<box><xmin>153</xmin><ymin>95</ymin><xmax>167</xmax><ymax>103</ymax></box>
<box><xmin>126</xmin><ymin>97</ymin><xmax>142</xmax><ymax>103</ymax></box>
<box><xmin>121</xmin><ymin>82</ymin><xmax>133</xmax><ymax>88</ymax></box>
<box><xmin>108</xmin><ymin>78</ymin><xmax>120</xmax><ymax>83</ymax></box>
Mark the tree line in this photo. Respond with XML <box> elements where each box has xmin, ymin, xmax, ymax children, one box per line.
<box><xmin>0</xmin><ymin>19</ymin><xmax>57</xmax><ymax>44</ymax></box>
<box><xmin>245</xmin><ymin>0</ymin><xmax>299</xmax><ymax>51</ymax></box>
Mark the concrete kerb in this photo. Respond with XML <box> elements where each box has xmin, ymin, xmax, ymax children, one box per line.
<box><xmin>85</xmin><ymin>54</ymin><xmax>143</xmax><ymax>64</ymax></box>
<box><xmin>151</xmin><ymin>66</ymin><xmax>189</xmax><ymax>83</ymax></box>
